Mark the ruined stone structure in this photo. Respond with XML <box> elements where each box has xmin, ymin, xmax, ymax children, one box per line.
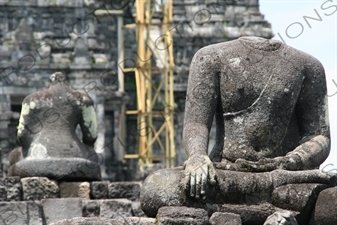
<box><xmin>140</xmin><ymin>36</ymin><xmax>337</xmax><ymax>224</ymax></box>
<box><xmin>8</xmin><ymin>72</ymin><xmax>102</xmax><ymax>181</ymax></box>
<box><xmin>0</xmin><ymin>0</ymin><xmax>273</xmax><ymax>180</ymax></box>
<box><xmin>0</xmin><ymin>176</ymin><xmax>150</xmax><ymax>225</ymax></box>
<box><xmin>3</xmin><ymin>1</ymin><xmax>337</xmax><ymax>225</ymax></box>
<box><xmin>0</xmin><ymin>0</ymin><xmax>130</xmax><ymax>180</ymax></box>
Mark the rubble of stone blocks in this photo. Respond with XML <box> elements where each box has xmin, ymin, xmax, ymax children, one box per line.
<box><xmin>0</xmin><ymin>176</ymin><xmax>151</xmax><ymax>225</ymax></box>
<box><xmin>2</xmin><ymin>176</ymin><xmax>336</xmax><ymax>225</ymax></box>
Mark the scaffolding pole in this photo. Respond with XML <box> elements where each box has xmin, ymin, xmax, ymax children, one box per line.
<box><xmin>124</xmin><ymin>0</ymin><xmax>176</xmax><ymax>168</ymax></box>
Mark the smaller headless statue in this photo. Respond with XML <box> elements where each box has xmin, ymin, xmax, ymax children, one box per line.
<box><xmin>140</xmin><ymin>37</ymin><xmax>336</xmax><ymax>224</ymax></box>
<box><xmin>8</xmin><ymin>72</ymin><xmax>101</xmax><ymax>181</ymax></box>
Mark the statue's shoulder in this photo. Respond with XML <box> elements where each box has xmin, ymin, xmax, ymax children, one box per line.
<box><xmin>66</xmin><ymin>89</ymin><xmax>94</xmax><ymax>107</ymax></box>
<box><xmin>22</xmin><ymin>87</ymin><xmax>52</xmax><ymax>104</ymax></box>
<box><xmin>284</xmin><ymin>44</ymin><xmax>324</xmax><ymax>70</ymax></box>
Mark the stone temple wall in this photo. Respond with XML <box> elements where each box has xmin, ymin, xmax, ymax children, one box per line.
<box><xmin>0</xmin><ymin>0</ymin><xmax>130</xmax><ymax>180</ymax></box>
<box><xmin>0</xmin><ymin>0</ymin><xmax>273</xmax><ymax>180</ymax></box>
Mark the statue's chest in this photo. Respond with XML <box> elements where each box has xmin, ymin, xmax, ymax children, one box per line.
<box><xmin>219</xmin><ymin>56</ymin><xmax>304</xmax><ymax>113</ymax></box>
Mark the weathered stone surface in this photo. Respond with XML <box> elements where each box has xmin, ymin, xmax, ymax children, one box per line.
<box><xmin>41</xmin><ymin>198</ymin><xmax>82</xmax><ymax>224</ymax></box>
<box><xmin>0</xmin><ymin>201</ymin><xmax>42</xmax><ymax>225</ymax></box>
<box><xmin>140</xmin><ymin>168</ymin><xmax>186</xmax><ymax>217</ymax></box>
<box><xmin>124</xmin><ymin>217</ymin><xmax>156</xmax><ymax>225</ymax></box>
<box><xmin>206</xmin><ymin>203</ymin><xmax>299</xmax><ymax>225</ymax></box>
<box><xmin>8</xmin><ymin>72</ymin><xmax>101</xmax><ymax>181</ymax></box>
<box><xmin>156</xmin><ymin>206</ymin><xmax>209</xmax><ymax>225</ymax></box>
<box><xmin>27</xmin><ymin>200</ymin><xmax>43</xmax><ymax>225</ymax></box>
<box><xmin>90</xmin><ymin>181</ymin><xmax>109</xmax><ymax>199</ymax></box>
<box><xmin>209</xmin><ymin>212</ymin><xmax>242</xmax><ymax>225</ymax></box>
<box><xmin>0</xmin><ymin>0</ymin><xmax>273</xmax><ymax>182</ymax></box>
<box><xmin>9</xmin><ymin>158</ymin><xmax>101</xmax><ymax>181</ymax></box>
<box><xmin>82</xmin><ymin>200</ymin><xmax>100</xmax><ymax>217</ymax></box>
<box><xmin>0</xmin><ymin>201</ymin><xmax>28</xmax><ymax>225</ymax></box>
<box><xmin>108</xmin><ymin>182</ymin><xmax>142</xmax><ymax>201</ymax></box>
<box><xmin>21</xmin><ymin>177</ymin><xmax>59</xmax><ymax>200</ymax></box>
<box><xmin>99</xmin><ymin>199</ymin><xmax>133</xmax><ymax>219</ymax></box>
<box><xmin>132</xmin><ymin>201</ymin><xmax>146</xmax><ymax>217</ymax></box>
<box><xmin>271</xmin><ymin>183</ymin><xmax>328</xmax><ymax>224</ymax></box>
<box><xmin>50</xmin><ymin>217</ymin><xmax>123</xmax><ymax>225</ymax></box>
<box><xmin>141</xmin><ymin>167</ymin><xmax>335</xmax><ymax>217</ymax></box>
<box><xmin>73</xmin><ymin>38</ymin><xmax>91</xmax><ymax>65</ymax></box>
<box><xmin>0</xmin><ymin>186</ymin><xmax>6</xmax><ymax>200</ymax></box>
<box><xmin>0</xmin><ymin>176</ymin><xmax>21</xmax><ymax>201</ymax></box>
<box><xmin>59</xmin><ymin>182</ymin><xmax>90</xmax><ymax>199</ymax></box>
<box><xmin>264</xmin><ymin>210</ymin><xmax>298</xmax><ymax>225</ymax></box>
<box><xmin>140</xmin><ymin>36</ymin><xmax>335</xmax><ymax>219</ymax></box>
<box><xmin>310</xmin><ymin>186</ymin><xmax>337</xmax><ymax>225</ymax></box>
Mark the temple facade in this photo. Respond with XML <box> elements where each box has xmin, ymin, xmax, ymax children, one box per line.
<box><xmin>0</xmin><ymin>0</ymin><xmax>273</xmax><ymax>180</ymax></box>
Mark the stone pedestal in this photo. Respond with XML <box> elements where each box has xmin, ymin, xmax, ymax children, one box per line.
<box><xmin>9</xmin><ymin>158</ymin><xmax>101</xmax><ymax>181</ymax></box>
<box><xmin>310</xmin><ymin>186</ymin><xmax>337</xmax><ymax>225</ymax></box>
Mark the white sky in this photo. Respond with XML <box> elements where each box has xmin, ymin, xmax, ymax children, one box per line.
<box><xmin>259</xmin><ymin>0</ymin><xmax>337</xmax><ymax>169</ymax></box>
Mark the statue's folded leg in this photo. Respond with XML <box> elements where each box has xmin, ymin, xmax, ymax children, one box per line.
<box><xmin>140</xmin><ymin>167</ymin><xmax>337</xmax><ymax>217</ymax></box>
<box><xmin>140</xmin><ymin>167</ymin><xmax>187</xmax><ymax>217</ymax></box>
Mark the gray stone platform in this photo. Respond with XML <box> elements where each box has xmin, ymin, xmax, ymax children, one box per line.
<box><xmin>0</xmin><ymin>176</ymin><xmax>149</xmax><ymax>225</ymax></box>
<box><xmin>1</xmin><ymin>176</ymin><xmax>336</xmax><ymax>225</ymax></box>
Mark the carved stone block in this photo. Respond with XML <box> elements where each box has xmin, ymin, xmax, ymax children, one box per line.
<box><xmin>0</xmin><ymin>201</ymin><xmax>42</xmax><ymax>225</ymax></box>
<box><xmin>21</xmin><ymin>177</ymin><xmax>59</xmax><ymax>200</ymax></box>
<box><xmin>156</xmin><ymin>206</ymin><xmax>209</xmax><ymax>225</ymax></box>
<box><xmin>271</xmin><ymin>183</ymin><xmax>328</xmax><ymax>224</ymax></box>
<box><xmin>132</xmin><ymin>201</ymin><xmax>146</xmax><ymax>217</ymax></box>
<box><xmin>90</xmin><ymin>181</ymin><xmax>109</xmax><ymax>199</ymax></box>
<box><xmin>0</xmin><ymin>202</ymin><xmax>28</xmax><ymax>225</ymax></box>
<box><xmin>59</xmin><ymin>182</ymin><xmax>90</xmax><ymax>199</ymax></box>
<box><xmin>49</xmin><ymin>217</ymin><xmax>123</xmax><ymax>225</ymax></box>
<box><xmin>124</xmin><ymin>217</ymin><xmax>156</xmax><ymax>225</ymax></box>
<box><xmin>99</xmin><ymin>199</ymin><xmax>133</xmax><ymax>220</ymax></box>
<box><xmin>82</xmin><ymin>200</ymin><xmax>100</xmax><ymax>217</ymax></box>
<box><xmin>108</xmin><ymin>182</ymin><xmax>142</xmax><ymax>201</ymax></box>
<box><xmin>0</xmin><ymin>176</ymin><xmax>21</xmax><ymax>201</ymax></box>
<box><xmin>41</xmin><ymin>198</ymin><xmax>82</xmax><ymax>225</ymax></box>
<box><xmin>310</xmin><ymin>186</ymin><xmax>337</xmax><ymax>225</ymax></box>
<box><xmin>209</xmin><ymin>212</ymin><xmax>242</xmax><ymax>225</ymax></box>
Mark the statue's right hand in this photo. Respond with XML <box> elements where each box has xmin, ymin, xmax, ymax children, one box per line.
<box><xmin>183</xmin><ymin>155</ymin><xmax>217</xmax><ymax>199</ymax></box>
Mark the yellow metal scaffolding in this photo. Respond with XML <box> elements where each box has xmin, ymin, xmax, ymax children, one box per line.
<box><xmin>124</xmin><ymin>0</ymin><xmax>176</xmax><ymax>168</ymax></box>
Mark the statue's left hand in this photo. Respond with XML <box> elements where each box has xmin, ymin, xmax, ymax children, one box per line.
<box><xmin>235</xmin><ymin>156</ymin><xmax>299</xmax><ymax>172</ymax></box>
<box><xmin>183</xmin><ymin>155</ymin><xmax>217</xmax><ymax>199</ymax></box>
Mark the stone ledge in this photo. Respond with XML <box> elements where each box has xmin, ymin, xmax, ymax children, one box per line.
<box><xmin>21</xmin><ymin>177</ymin><xmax>59</xmax><ymax>200</ymax></box>
<box><xmin>108</xmin><ymin>182</ymin><xmax>142</xmax><ymax>201</ymax></box>
<box><xmin>310</xmin><ymin>186</ymin><xmax>337</xmax><ymax>225</ymax></box>
<box><xmin>0</xmin><ymin>0</ymin><xmax>84</xmax><ymax>7</ymax></box>
<box><xmin>1</xmin><ymin>177</ymin><xmax>144</xmax><ymax>203</ymax></box>
<box><xmin>156</xmin><ymin>206</ymin><xmax>209</xmax><ymax>225</ymax></box>
<box><xmin>0</xmin><ymin>177</ymin><xmax>148</xmax><ymax>224</ymax></box>
<box><xmin>0</xmin><ymin>176</ymin><xmax>21</xmax><ymax>201</ymax></box>
<box><xmin>209</xmin><ymin>212</ymin><xmax>242</xmax><ymax>225</ymax></box>
<box><xmin>0</xmin><ymin>198</ymin><xmax>150</xmax><ymax>224</ymax></box>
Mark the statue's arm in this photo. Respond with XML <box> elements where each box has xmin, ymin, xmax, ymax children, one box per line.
<box><xmin>183</xmin><ymin>47</ymin><xmax>220</xmax><ymax>157</ymax></box>
<box><xmin>17</xmin><ymin>97</ymin><xmax>33</xmax><ymax>149</ymax></box>
<box><xmin>285</xmin><ymin>58</ymin><xmax>330</xmax><ymax>170</ymax></box>
<box><xmin>79</xmin><ymin>96</ymin><xmax>98</xmax><ymax>146</ymax></box>
<box><xmin>183</xmin><ymin>47</ymin><xmax>220</xmax><ymax>198</ymax></box>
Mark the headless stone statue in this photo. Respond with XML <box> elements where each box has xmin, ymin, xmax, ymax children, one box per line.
<box><xmin>140</xmin><ymin>37</ymin><xmax>336</xmax><ymax>224</ymax></box>
<box><xmin>8</xmin><ymin>72</ymin><xmax>101</xmax><ymax>181</ymax></box>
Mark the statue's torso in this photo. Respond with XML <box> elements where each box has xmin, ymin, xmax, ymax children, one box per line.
<box><xmin>218</xmin><ymin>37</ymin><xmax>306</xmax><ymax>162</ymax></box>
<box><xmin>20</xmin><ymin>85</ymin><xmax>93</xmax><ymax>159</ymax></box>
